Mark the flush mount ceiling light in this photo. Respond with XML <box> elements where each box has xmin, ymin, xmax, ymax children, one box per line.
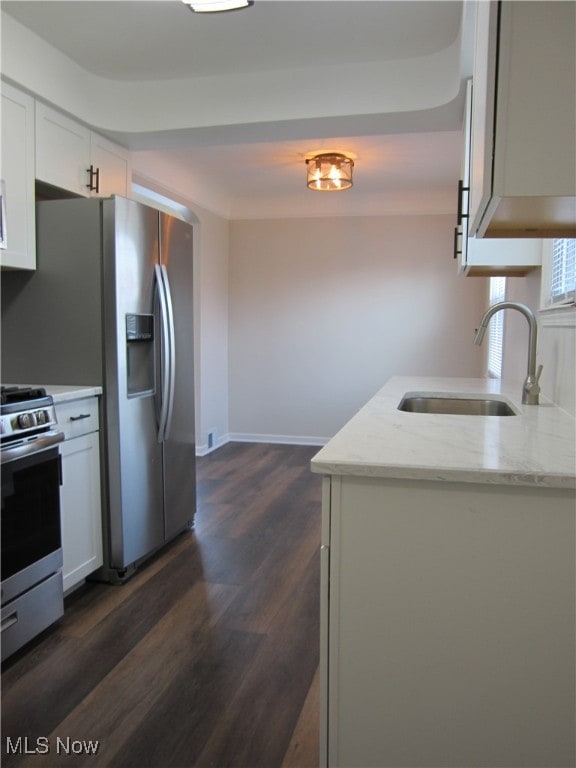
<box><xmin>306</xmin><ymin>153</ymin><xmax>354</xmax><ymax>192</ymax></box>
<box><xmin>184</xmin><ymin>0</ymin><xmax>254</xmax><ymax>12</ymax></box>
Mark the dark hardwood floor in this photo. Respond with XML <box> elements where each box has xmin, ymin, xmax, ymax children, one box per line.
<box><xmin>1</xmin><ymin>442</ymin><xmax>322</xmax><ymax>768</ymax></box>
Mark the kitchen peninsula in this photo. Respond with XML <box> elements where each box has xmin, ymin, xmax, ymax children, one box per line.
<box><xmin>312</xmin><ymin>376</ymin><xmax>576</xmax><ymax>768</ymax></box>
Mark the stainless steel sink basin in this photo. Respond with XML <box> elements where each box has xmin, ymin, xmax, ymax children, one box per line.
<box><xmin>398</xmin><ymin>394</ymin><xmax>516</xmax><ymax>416</ymax></box>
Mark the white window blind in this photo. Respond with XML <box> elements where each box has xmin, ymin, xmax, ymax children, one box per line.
<box><xmin>487</xmin><ymin>276</ymin><xmax>506</xmax><ymax>378</ymax></box>
<box><xmin>551</xmin><ymin>239</ymin><xmax>575</xmax><ymax>304</ymax></box>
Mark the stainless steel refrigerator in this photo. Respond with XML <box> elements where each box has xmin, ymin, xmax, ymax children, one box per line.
<box><xmin>1</xmin><ymin>196</ymin><xmax>196</xmax><ymax>582</ymax></box>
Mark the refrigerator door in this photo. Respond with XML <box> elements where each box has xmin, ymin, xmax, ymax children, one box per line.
<box><xmin>103</xmin><ymin>197</ymin><xmax>165</xmax><ymax>569</ymax></box>
<box><xmin>160</xmin><ymin>212</ymin><xmax>196</xmax><ymax>539</ymax></box>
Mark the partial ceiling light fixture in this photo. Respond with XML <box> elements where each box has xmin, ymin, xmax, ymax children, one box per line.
<box><xmin>306</xmin><ymin>153</ymin><xmax>354</xmax><ymax>192</ymax></box>
<box><xmin>184</xmin><ymin>0</ymin><xmax>254</xmax><ymax>12</ymax></box>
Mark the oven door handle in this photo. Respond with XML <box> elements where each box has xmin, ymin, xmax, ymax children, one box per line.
<box><xmin>1</xmin><ymin>612</ymin><xmax>19</xmax><ymax>633</ymax></box>
<box><xmin>0</xmin><ymin>430</ymin><xmax>65</xmax><ymax>464</ymax></box>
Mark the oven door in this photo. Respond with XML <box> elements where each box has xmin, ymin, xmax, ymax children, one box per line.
<box><xmin>1</xmin><ymin>445</ymin><xmax>63</xmax><ymax>605</ymax></box>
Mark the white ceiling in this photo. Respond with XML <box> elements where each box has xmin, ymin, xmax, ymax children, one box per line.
<box><xmin>1</xmin><ymin>0</ymin><xmax>470</xmax><ymax>219</ymax></box>
<box><xmin>2</xmin><ymin>1</ymin><xmax>462</xmax><ymax>80</ymax></box>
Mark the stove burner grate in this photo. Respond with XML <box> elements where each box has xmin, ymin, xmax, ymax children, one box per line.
<box><xmin>1</xmin><ymin>386</ymin><xmax>48</xmax><ymax>406</ymax></box>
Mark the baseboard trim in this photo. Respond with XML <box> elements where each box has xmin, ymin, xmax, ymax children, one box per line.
<box><xmin>229</xmin><ymin>433</ymin><xmax>329</xmax><ymax>447</ymax></box>
<box><xmin>196</xmin><ymin>433</ymin><xmax>231</xmax><ymax>456</ymax></box>
<box><xmin>196</xmin><ymin>432</ymin><xmax>329</xmax><ymax>455</ymax></box>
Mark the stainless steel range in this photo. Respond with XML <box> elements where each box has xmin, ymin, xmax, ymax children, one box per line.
<box><xmin>1</xmin><ymin>386</ymin><xmax>65</xmax><ymax>661</ymax></box>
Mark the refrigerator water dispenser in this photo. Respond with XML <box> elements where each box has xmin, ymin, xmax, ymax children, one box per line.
<box><xmin>126</xmin><ymin>314</ymin><xmax>154</xmax><ymax>396</ymax></box>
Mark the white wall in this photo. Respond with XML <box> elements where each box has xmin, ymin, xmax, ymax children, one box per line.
<box><xmin>537</xmin><ymin>313</ymin><xmax>576</xmax><ymax>416</ymax></box>
<box><xmin>228</xmin><ymin>214</ymin><xmax>487</xmax><ymax>442</ymax></box>
<box><xmin>194</xmin><ymin>206</ymin><xmax>230</xmax><ymax>453</ymax></box>
<box><xmin>130</xmin><ymin>165</ymin><xmax>231</xmax><ymax>455</ymax></box>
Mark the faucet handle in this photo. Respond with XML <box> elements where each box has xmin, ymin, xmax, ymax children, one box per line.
<box><xmin>523</xmin><ymin>363</ymin><xmax>543</xmax><ymax>405</ymax></box>
<box><xmin>535</xmin><ymin>364</ymin><xmax>543</xmax><ymax>384</ymax></box>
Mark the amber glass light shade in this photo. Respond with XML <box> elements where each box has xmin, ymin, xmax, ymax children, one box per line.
<box><xmin>306</xmin><ymin>153</ymin><xmax>354</xmax><ymax>191</ymax></box>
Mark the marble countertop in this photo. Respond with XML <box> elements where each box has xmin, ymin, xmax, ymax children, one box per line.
<box><xmin>311</xmin><ymin>376</ymin><xmax>576</xmax><ymax>489</ymax></box>
<box><xmin>10</xmin><ymin>384</ymin><xmax>103</xmax><ymax>403</ymax></box>
<box><xmin>46</xmin><ymin>385</ymin><xmax>102</xmax><ymax>403</ymax></box>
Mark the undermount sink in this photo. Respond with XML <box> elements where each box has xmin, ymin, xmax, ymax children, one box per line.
<box><xmin>398</xmin><ymin>393</ymin><xmax>517</xmax><ymax>417</ymax></box>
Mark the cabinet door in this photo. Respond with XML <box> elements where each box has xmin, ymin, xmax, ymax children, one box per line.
<box><xmin>90</xmin><ymin>132</ymin><xmax>130</xmax><ymax>197</ymax></box>
<box><xmin>60</xmin><ymin>431</ymin><xmax>103</xmax><ymax>592</ymax></box>
<box><xmin>0</xmin><ymin>83</ymin><xmax>36</xmax><ymax>270</ymax></box>
<box><xmin>455</xmin><ymin>79</ymin><xmax>472</xmax><ymax>272</ymax></box>
<box><xmin>468</xmin><ymin>0</ymin><xmax>498</xmax><ymax>235</ymax></box>
<box><xmin>327</xmin><ymin>475</ymin><xmax>575</xmax><ymax>767</ymax></box>
<box><xmin>459</xmin><ymin>76</ymin><xmax>542</xmax><ymax>276</ymax></box>
<box><xmin>36</xmin><ymin>102</ymin><xmax>91</xmax><ymax>196</ymax></box>
<box><xmin>465</xmin><ymin>236</ymin><xmax>542</xmax><ymax>275</ymax></box>
<box><xmin>469</xmin><ymin>1</ymin><xmax>575</xmax><ymax>237</ymax></box>
<box><xmin>320</xmin><ymin>477</ymin><xmax>334</xmax><ymax>768</ymax></box>
<box><xmin>489</xmin><ymin>0</ymin><xmax>576</xmax><ymax>235</ymax></box>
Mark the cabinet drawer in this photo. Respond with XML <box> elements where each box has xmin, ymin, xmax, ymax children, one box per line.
<box><xmin>1</xmin><ymin>571</ymin><xmax>63</xmax><ymax>661</ymax></box>
<box><xmin>55</xmin><ymin>397</ymin><xmax>99</xmax><ymax>439</ymax></box>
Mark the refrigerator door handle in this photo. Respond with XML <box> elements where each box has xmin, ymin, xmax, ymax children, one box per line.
<box><xmin>154</xmin><ymin>264</ymin><xmax>171</xmax><ymax>443</ymax></box>
<box><xmin>161</xmin><ymin>264</ymin><xmax>176</xmax><ymax>440</ymax></box>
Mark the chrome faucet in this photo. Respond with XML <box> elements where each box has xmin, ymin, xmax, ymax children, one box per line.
<box><xmin>474</xmin><ymin>301</ymin><xmax>543</xmax><ymax>405</ymax></box>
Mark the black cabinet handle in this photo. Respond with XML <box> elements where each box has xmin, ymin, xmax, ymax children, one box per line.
<box><xmin>453</xmin><ymin>227</ymin><xmax>462</xmax><ymax>259</ymax></box>
<box><xmin>69</xmin><ymin>414</ymin><xmax>91</xmax><ymax>421</ymax></box>
<box><xmin>86</xmin><ymin>165</ymin><xmax>100</xmax><ymax>193</ymax></box>
<box><xmin>456</xmin><ymin>179</ymin><xmax>469</xmax><ymax>226</ymax></box>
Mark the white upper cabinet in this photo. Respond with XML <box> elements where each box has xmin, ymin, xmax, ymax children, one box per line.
<box><xmin>1</xmin><ymin>82</ymin><xmax>36</xmax><ymax>270</ymax></box>
<box><xmin>464</xmin><ymin>236</ymin><xmax>542</xmax><ymax>277</ymax></box>
<box><xmin>36</xmin><ymin>102</ymin><xmax>130</xmax><ymax>198</ymax></box>
<box><xmin>469</xmin><ymin>0</ymin><xmax>576</xmax><ymax>238</ymax></box>
<box><xmin>457</xmin><ymin>78</ymin><xmax>542</xmax><ymax>276</ymax></box>
<box><xmin>454</xmin><ymin>79</ymin><xmax>473</xmax><ymax>271</ymax></box>
<box><xmin>1</xmin><ymin>86</ymin><xmax>130</xmax><ymax>270</ymax></box>
<box><xmin>35</xmin><ymin>103</ymin><xmax>91</xmax><ymax>196</ymax></box>
<box><xmin>90</xmin><ymin>132</ymin><xmax>131</xmax><ymax>198</ymax></box>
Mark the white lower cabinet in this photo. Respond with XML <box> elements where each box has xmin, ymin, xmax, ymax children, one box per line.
<box><xmin>321</xmin><ymin>475</ymin><xmax>575</xmax><ymax>767</ymax></box>
<box><xmin>56</xmin><ymin>397</ymin><xmax>103</xmax><ymax>593</ymax></box>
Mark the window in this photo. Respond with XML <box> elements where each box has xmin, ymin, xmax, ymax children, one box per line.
<box><xmin>487</xmin><ymin>276</ymin><xmax>506</xmax><ymax>378</ymax></box>
<box><xmin>550</xmin><ymin>239</ymin><xmax>575</xmax><ymax>305</ymax></box>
